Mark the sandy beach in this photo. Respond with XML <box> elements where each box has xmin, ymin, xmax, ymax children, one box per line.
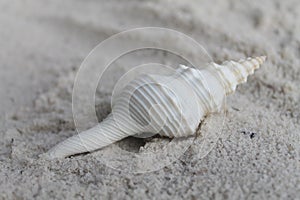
<box><xmin>0</xmin><ymin>0</ymin><xmax>299</xmax><ymax>199</ymax></box>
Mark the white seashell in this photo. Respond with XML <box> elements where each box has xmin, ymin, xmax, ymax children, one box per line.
<box><xmin>46</xmin><ymin>56</ymin><xmax>266</xmax><ymax>158</ymax></box>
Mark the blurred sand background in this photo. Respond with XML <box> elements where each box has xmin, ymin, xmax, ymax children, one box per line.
<box><xmin>0</xmin><ymin>0</ymin><xmax>299</xmax><ymax>199</ymax></box>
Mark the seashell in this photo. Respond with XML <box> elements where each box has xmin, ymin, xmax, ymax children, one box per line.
<box><xmin>46</xmin><ymin>56</ymin><xmax>266</xmax><ymax>158</ymax></box>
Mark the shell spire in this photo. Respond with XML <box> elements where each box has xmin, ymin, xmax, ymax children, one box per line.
<box><xmin>214</xmin><ymin>56</ymin><xmax>266</xmax><ymax>94</ymax></box>
<box><xmin>44</xmin><ymin>56</ymin><xmax>266</xmax><ymax>159</ymax></box>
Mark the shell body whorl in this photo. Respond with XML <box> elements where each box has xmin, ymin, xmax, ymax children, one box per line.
<box><xmin>46</xmin><ymin>56</ymin><xmax>266</xmax><ymax>159</ymax></box>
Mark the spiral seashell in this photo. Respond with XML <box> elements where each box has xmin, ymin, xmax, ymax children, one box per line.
<box><xmin>46</xmin><ymin>56</ymin><xmax>266</xmax><ymax>159</ymax></box>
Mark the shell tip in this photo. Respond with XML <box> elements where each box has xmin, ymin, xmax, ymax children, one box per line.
<box><xmin>256</xmin><ymin>56</ymin><xmax>267</xmax><ymax>64</ymax></box>
<box><xmin>38</xmin><ymin>152</ymin><xmax>54</xmax><ymax>160</ymax></box>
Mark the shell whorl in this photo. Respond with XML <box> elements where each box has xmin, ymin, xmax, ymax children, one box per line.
<box><xmin>45</xmin><ymin>56</ymin><xmax>266</xmax><ymax>159</ymax></box>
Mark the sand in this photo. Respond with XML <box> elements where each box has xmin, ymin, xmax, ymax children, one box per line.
<box><xmin>0</xmin><ymin>0</ymin><xmax>299</xmax><ymax>199</ymax></box>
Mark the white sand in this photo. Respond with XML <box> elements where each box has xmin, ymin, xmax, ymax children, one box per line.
<box><xmin>0</xmin><ymin>0</ymin><xmax>299</xmax><ymax>199</ymax></box>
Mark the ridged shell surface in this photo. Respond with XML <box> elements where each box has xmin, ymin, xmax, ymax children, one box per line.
<box><xmin>112</xmin><ymin>68</ymin><xmax>209</xmax><ymax>138</ymax></box>
<box><xmin>45</xmin><ymin>56</ymin><xmax>266</xmax><ymax>159</ymax></box>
